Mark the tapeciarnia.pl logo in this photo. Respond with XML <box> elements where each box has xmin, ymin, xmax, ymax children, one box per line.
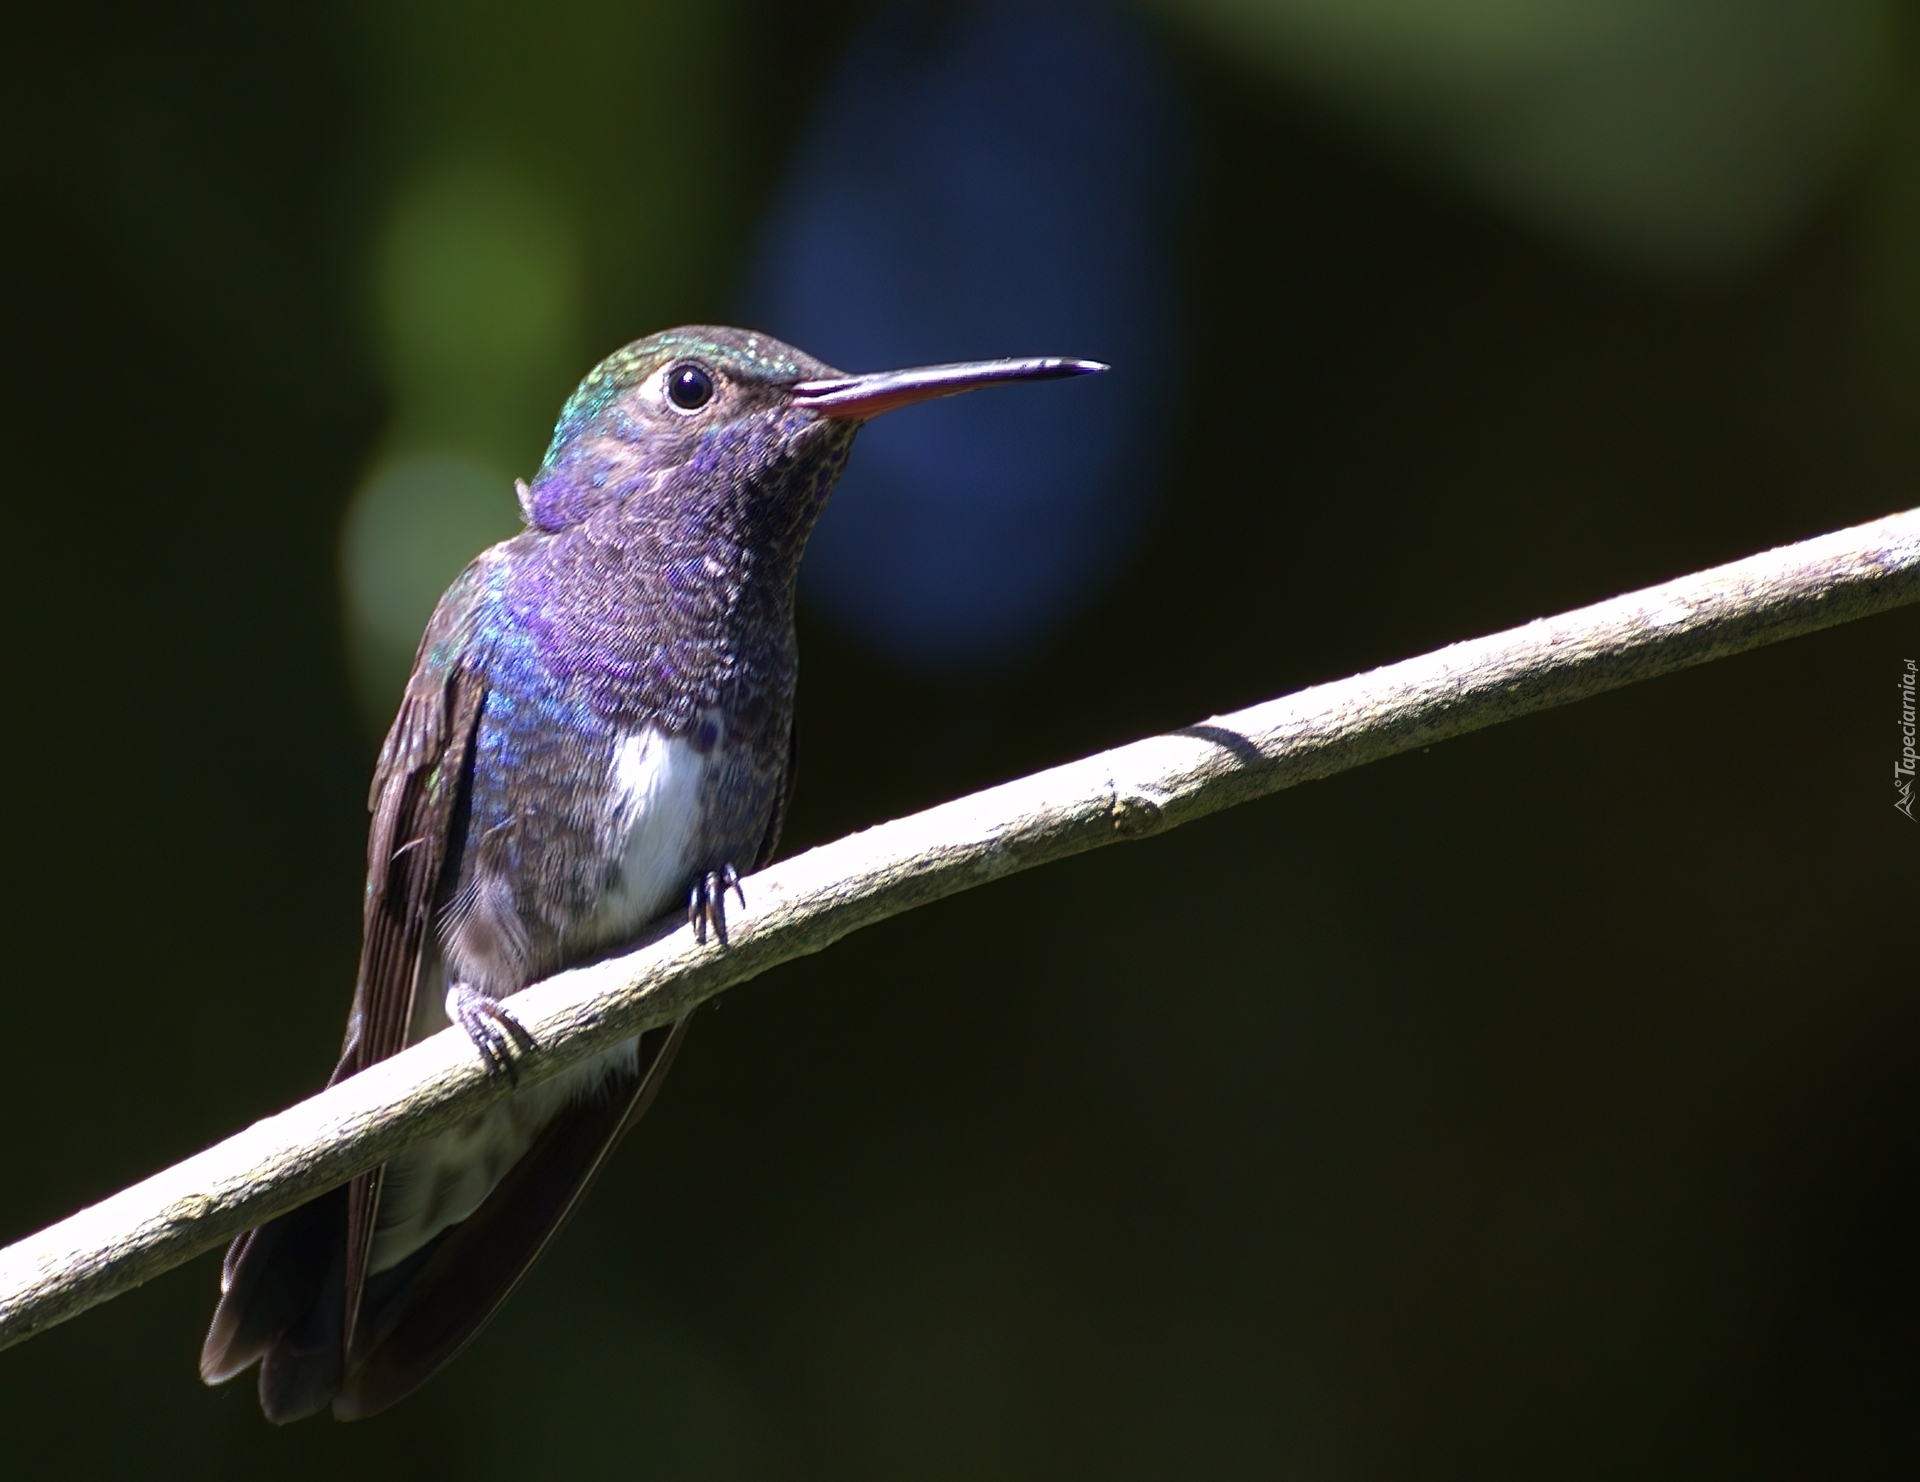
<box><xmin>1899</xmin><ymin>659</ymin><xmax>1917</xmax><ymax>821</ymax></box>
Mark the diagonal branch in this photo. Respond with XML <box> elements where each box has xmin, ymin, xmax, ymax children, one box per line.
<box><xmin>4</xmin><ymin>505</ymin><xmax>1918</xmax><ymax>1353</ymax></box>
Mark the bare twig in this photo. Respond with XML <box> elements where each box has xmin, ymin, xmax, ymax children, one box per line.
<box><xmin>3</xmin><ymin>504</ymin><xmax>1917</xmax><ymax>1353</ymax></box>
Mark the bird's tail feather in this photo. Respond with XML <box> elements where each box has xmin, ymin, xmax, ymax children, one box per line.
<box><xmin>199</xmin><ymin>1185</ymin><xmax>348</xmax><ymax>1423</ymax></box>
<box><xmin>334</xmin><ymin>1018</ymin><xmax>686</xmax><ymax>1419</ymax></box>
<box><xmin>198</xmin><ymin>1019</ymin><xmax>687</xmax><ymax>1422</ymax></box>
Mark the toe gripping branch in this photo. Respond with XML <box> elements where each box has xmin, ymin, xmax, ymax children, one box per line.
<box><xmin>446</xmin><ymin>983</ymin><xmax>537</xmax><ymax>1084</ymax></box>
<box><xmin>687</xmin><ymin>864</ymin><xmax>746</xmax><ymax>946</ymax></box>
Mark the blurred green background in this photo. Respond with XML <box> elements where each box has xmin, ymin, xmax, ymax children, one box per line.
<box><xmin>2</xmin><ymin>0</ymin><xmax>1916</xmax><ymax>1475</ymax></box>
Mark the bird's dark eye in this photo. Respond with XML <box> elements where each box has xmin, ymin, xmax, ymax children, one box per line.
<box><xmin>667</xmin><ymin>363</ymin><xmax>715</xmax><ymax>411</ymax></box>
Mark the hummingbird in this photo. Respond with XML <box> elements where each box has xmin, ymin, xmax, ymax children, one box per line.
<box><xmin>197</xmin><ymin>326</ymin><xmax>1104</xmax><ymax>1421</ymax></box>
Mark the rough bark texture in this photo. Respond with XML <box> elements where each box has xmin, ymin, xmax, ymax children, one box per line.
<box><xmin>3</xmin><ymin>504</ymin><xmax>1916</xmax><ymax>1352</ymax></box>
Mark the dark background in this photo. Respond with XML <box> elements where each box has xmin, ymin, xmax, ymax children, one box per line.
<box><xmin>2</xmin><ymin>1</ymin><xmax>1915</xmax><ymax>1475</ymax></box>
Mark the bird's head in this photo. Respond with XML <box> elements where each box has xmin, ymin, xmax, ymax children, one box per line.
<box><xmin>520</xmin><ymin>325</ymin><xmax>1103</xmax><ymax>550</ymax></box>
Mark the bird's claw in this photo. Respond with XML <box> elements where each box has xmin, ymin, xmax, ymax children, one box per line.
<box><xmin>687</xmin><ymin>864</ymin><xmax>746</xmax><ymax>946</ymax></box>
<box><xmin>446</xmin><ymin>984</ymin><xmax>535</xmax><ymax>1084</ymax></box>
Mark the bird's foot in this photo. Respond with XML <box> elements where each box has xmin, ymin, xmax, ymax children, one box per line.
<box><xmin>687</xmin><ymin>864</ymin><xmax>746</xmax><ymax>946</ymax></box>
<box><xmin>446</xmin><ymin>984</ymin><xmax>536</xmax><ymax>1084</ymax></box>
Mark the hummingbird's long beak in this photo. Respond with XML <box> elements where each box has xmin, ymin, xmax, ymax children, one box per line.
<box><xmin>789</xmin><ymin>356</ymin><xmax>1108</xmax><ymax>421</ymax></box>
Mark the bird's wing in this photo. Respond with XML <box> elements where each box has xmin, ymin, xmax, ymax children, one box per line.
<box><xmin>337</xmin><ymin>562</ymin><xmax>495</xmax><ymax>1353</ymax></box>
<box><xmin>199</xmin><ymin>558</ymin><xmax>498</xmax><ymax>1418</ymax></box>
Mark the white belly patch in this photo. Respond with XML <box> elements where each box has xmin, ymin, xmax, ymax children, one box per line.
<box><xmin>587</xmin><ymin>725</ymin><xmax>709</xmax><ymax>947</ymax></box>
